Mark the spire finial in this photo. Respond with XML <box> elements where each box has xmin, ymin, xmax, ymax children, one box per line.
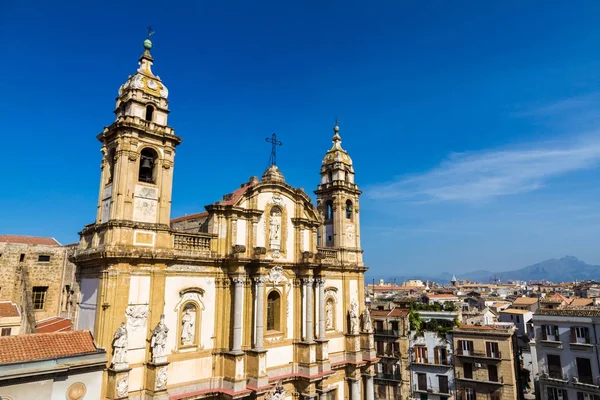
<box><xmin>332</xmin><ymin>117</ymin><xmax>342</xmax><ymax>146</ymax></box>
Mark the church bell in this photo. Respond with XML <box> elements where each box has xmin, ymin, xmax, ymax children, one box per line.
<box><xmin>141</xmin><ymin>157</ymin><xmax>153</xmax><ymax>171</ymax></box>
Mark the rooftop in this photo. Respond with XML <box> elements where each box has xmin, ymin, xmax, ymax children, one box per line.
<box><xmin>0</xmin><ymin>301</ymin><xmax>20</xmax><ymax>318</ymax></box>
<box><xmin>512</xmin><ymin>297</ymin><xmax>538</xmax><ymax>305</ymax></box>
<box><xmin>0</xmin><ymin>330</ymin><xmax>98</xmax><ymax>364</ymax></box>
<box><xmin>0</xmin><ymin>234</ymin><xmax>61</xmax><ymax>246</ymax></box>
<box><xmin>454</xmin><ymin>324</ymin><xmax>515</xmax><ymax>334</ymax></box>
<box><xmin>370</xmin><ymin>308</ymin><xmax>409</xmax><ymax>318</ymax></box>
<box><xmin>536</xmin><ymin>306</ymin><xmax>600</xmax><ymax>318</ymax></box>
<box><xmin>500</xmin><ymin>308</ymin><xmax>531</xmax><ymax>315</ymax></box>
<box><xmin>571</xmin><ymin>298</ymin><xmax>594</xmax><ymax>306</ymax></box>
<box><xmin>36</xmin><ymin>316</ymin><xmax>72</xmax><ymax>333</ymax></box>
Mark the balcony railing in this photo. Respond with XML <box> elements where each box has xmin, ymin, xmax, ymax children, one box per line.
<box><xmin>374</xmin><ymin>372</ymin><xmax>401</xmax><ymax>381</ymax></box>
<box><xmin>413</xmin><ymin>384</ymin><xmax>452</xmax><ymax>395</ymax></box>
<box><xmin>411</xmin><ymin>357</ymin><xmax>453</xmax><ymax>367</ymax></box>
<box><xmin>374</xmin><ymin>329</ymin><xmax>402</xmax><ymax>337</ymax></box>
<box><xmin>456</xmin><ymin>349</ymin><xmax>501</xmax><ymax>359</ymax></box>
<box><xmin>317</xmin><ymin>248</ymin><xmax>338</xmax><ymax>260</ymax></box>
<box><xmin>173</xmin><ymin>232</ymin><xmax>212</xmax><ymax>254</ymax></box>
<box><xmin>455</xmin><ymin>371</ymin><xmax>504</xmax><ymax>385</ymax></box>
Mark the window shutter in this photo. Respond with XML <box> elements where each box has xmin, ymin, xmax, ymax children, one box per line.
<box><xmin>584</xmin><ymin>327</ymin><xmax>590</xmax><ymax>343</ymax></box>
<box><xmin>542</xmin><ymin>325</ymin><xmax>548</xmax><ymax>340</ymax></box>
<box><xmin>434</xmin><ymin>348</ymin><xmax>439</xmax><ymax>364</ymax></box>
<box><xmin>571</xmin><ymin>327</ymin><xmax>576</xmax><ymax>343</ymax></box>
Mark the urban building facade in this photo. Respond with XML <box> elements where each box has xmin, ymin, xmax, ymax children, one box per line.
<box><xmin>532</xmin><ymin>307</ymin><xmax>600</xmax><ymax>400</ymax></box>
<box><xmin>452</xmin><ymin>325</ymin><xmax>521</xmax><ymax>400</ymax></box>
<box><xmin>71</xmin><ymin>37</ymin><xmax>376</xmax><ymax>399</ymax></box>
<box><xmin>410</xmin><ymin>331</ymin><xmax>455</xmax><ymax>400</ymax></box>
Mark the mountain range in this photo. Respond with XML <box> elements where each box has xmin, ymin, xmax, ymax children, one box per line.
<box><xmin>381</xmin><ymin>256</ymin><xmax>600</xmax><ymax>284</ymax></box>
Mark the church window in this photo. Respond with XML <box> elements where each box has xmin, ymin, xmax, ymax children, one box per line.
<box><xmin>326</xmin><ymin>200</ymin><xmax>333</xmax><ymax>220</ymax></box>
<box><xmin>327</xmin><ymin>170</ymin><xmax>333</xmax><ymax>183</ymax></box>
<box><xmin>145</xmin><ymin>105</ymin><xmax>154</xmax><ymax>121</ymax></box>
<box><xmin>180</xmin><ymin>302</ymin><xmax>198</xmax><ymax>346</ymax></box>
<box><xmin>346</xmin><ymin>200</ymin><xmax>353</xmax><ymax>219</ymax></box>
<box><xmin>139</xmin><ymin>148</ymin><xmax>158</xmax><ymax>184</ymax></box>
<box><xmin>267</xmin><ymin>290</ymin><xmax>281</xmax><ymax>331</ymax></box>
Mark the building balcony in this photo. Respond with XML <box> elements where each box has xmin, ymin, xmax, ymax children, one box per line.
<box><xmin>374</xmin><ymin>372</ymin><xmax>402</xmax><ymax>382</ymax></box>
<box><xmin>539</xmin><ymin>373</ymin><xmax>600</xmax><ymax>388</ymax></box>
<box><xmin>455</xmin><ymin>349</ymin><xmax>501</xmax><ymax>361</ymax></box>
<box><xmin>569</xmin><ymin>341</ymin><xmax>594</xmax><ymax>352</ymax></box>
<box><xmin>412</xmin><ymin>384</ymin><xmax>452</xmax><ymax>396</ymax></box>
<box><xmin>374</xmin><ymin>329</ymin><xmax>402</xmax><ymax>337</ymax></box>
<box><xmin>378</xmin><ymin>352</ymin><xmax>399</xmax><ymax>359</ymax></box>
<box><xmin>455</xmin><ymin>371</ymin><xmax>504</xmax><ymax>386</ymax></box>
<box><xmin>411</xmin><ymin>358</ymin><xmax>453</xmax><ymax>368</ymax></box>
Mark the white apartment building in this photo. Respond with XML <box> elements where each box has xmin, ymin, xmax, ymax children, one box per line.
<box><xmin>532</xmin><ymin>307</ymin><xmax>600</xmax><ymax>400</ymax></box>
<box><xmin>410</xmin><ymin>331</ymin><xmax>455</xmax><ymax>400</ymax></box>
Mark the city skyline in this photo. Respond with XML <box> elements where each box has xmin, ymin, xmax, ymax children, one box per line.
<box><xmin>3</xmin><ymin>1</ymin><xmax>600</xmax><ymax>274</ymax></box>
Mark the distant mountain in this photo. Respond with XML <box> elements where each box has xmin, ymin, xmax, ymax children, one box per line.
<box><xmin>380</xmin><ymin>256</ymin><xmax>600</xmax><ymax>284</ymax></box>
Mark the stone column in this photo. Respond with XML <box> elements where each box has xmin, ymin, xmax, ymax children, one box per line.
<box><xmin>304</xmin><ymin>278</ymin><xmax>315</xmax><ymax>342</ymax></box>
<box><xmin>351</xmin><ymin>379</ymin><xmax>360</xmax><ymax>400</ymax></box>
<box><xmin>317</xmin><ymin>278</ymin><xmax>326</xmax><ymax>340</ymax></box>
<box><xmin>319</xmin><ymin>392</ymin><xmax>328</xmax><ymax>400</ymax></box>
<box><xmin>365</xmin><ymin>375</ymin><xmax>374</xmax><ymax>400</ymax></box>
<box><xmin>232</xmin><ymin>277</ymin><xmax>245</xmax><ymax>353</ymax></box>
<box><xmin>254</xmin><ymin>277</ymin><xmax>266</xmax><ymax>349</ymax></box>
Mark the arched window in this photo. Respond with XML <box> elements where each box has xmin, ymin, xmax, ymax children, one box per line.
<box><xmin>180</xmin><ymin>302</ymin><xmax>197</xmax><ymax>346</ymax></box>
<box><xmin>145</xmin><ymin>105</ymin><xmax>154</xmax><ymax>121</ymax></box>
<box><xmin>267</xmin><ymin>290</ymin><xmax>281</xmax><ymax>331</ymax></box>
<box><xmin>326</xmin><ymin>200</ymin><xmax>333</xmax><ymax>220</ymax></box>
<box><xmin>139</xmin><ymin>148</ymin><xmax>157</xmax><ymax>183</ymax></box>
<box><xmin>325</xmin><ymin>298</ymin><xmax>335</xmax><ymax>330</ymax></box>
<box><xmin>107</xmin><ymin>148</ymin><xmax>116</xmax><ymax>184</ymax></box>
<box><xmin>346</xmin><ymin>200</ymin><xmax>353</xmax><ymax>219</ymax></box>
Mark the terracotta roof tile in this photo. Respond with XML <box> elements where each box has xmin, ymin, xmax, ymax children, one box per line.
<box><xmin>0</xmin><ymin>235</ymin><xmax>61</xmax><ymax>246</ymax></box>
<box><xmin>427</xmin><ymin>294</ymin><xmax>458</xmax><ymax>298</ymax></box>
<box><xmin>570</xmin><ymin>298</ymin><xmax>593</xmax><ymax>306</ymax></box>
<box><xmin>0</xmin><ymin>301</ymin><xmax>20</xmax><ymax>318</ymax></box>
<box><xmin>513</xmin><ymin>297</ymin><xmax>538</xmax><ymax>305</ymax></box>
<box><xmin>36</xmin><ymin>316</ymin><xmax>72</xmax><ymax>333</ymax></box>
<box><xmin>537</xmin><ymin>306</ymin><xmax>600</xmax><ymax>317</ymax></box>
<box><xmin>501</xmin><ymin>308</ymin><xmax>531</xmax><ymax>314</ymax></box>
<box><xmin>0</xmin><ymin>330</ymin><xmax>98</xmax><ymax>364</ymax></box>
<box><xmin>370</xmin><ymin>308</ymin><xmax>409</xmax><ymax>317</ymax></box>
<box><xmin>170</xmin><ymin>211</ymin><xmax>209</xmax><ymax>224</ymax></box>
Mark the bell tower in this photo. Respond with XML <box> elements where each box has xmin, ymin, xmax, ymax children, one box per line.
<box><xmin>94</xmin><ymin>36</ymin><xmax>181</xmax><ymax>248</ymax></box>
<box><xmin>315</xmin><ymin>124</ymin><xmax>362</xmax><ymax>253</ymax></box>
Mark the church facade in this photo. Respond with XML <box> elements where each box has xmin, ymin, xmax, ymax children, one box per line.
<box><xmin>72</xmin><ymin>37</ymin><xmax>376</xmax><ymax>400</ymax></box>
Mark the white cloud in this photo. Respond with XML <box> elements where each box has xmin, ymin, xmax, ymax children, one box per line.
<box><xmin>367</xmin><ymin>136</ymin><xmax>600</xmax><ymax>202</ymax></box>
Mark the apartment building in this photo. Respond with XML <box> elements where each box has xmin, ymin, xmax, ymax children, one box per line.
<box><xmin>410</xmin><ymin>331</ymin><xmax>455</xmax><ymax>400</ymax></box>
<box><xmin>452</xmin><ymin>325</ymin><xmax>522</xmax><ymax>400</ymax></box>
<box><xmin>371</xmin><ymin>305</ymin><xmax>411</xmax><ymax>399</ymax></box>
<box><xmin>532</xmin><ymin>307</ymin><xmax>600</xmax><ymax>400</ymax></box>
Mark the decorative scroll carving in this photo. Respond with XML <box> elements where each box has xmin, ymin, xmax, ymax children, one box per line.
<box><xmin>254</xmin><ymin>246</ymin><xmax>267</xmax><ymax>255</ymax></box>
<box><xmin>155</xmin><ymin>366</ymin><xmax>168</xmax><ymax>390</ymax></box>
<box><xmin>268</xmin><ymin>266</ymin><xmax>287</xmax><ymax>285</ymax></box>
<box><xmin>116</xmin><ymin>374</ymin><xmax>128</xmax><ymax>397</ymax></box>
<box><xmin>232</xmin><ymin>244</ymin><xmax>246</xmax><ymax>253</ymax></box>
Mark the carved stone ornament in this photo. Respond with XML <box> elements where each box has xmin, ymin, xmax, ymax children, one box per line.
<box><xmin>66</xmin><ymin>382</ymin><xmax>87</xmax><ymax>400</ymax></box>
<box><xmin>268</xmin><ymin>266</ymin><xmax>287</xmax><ymax>285</ymax></box>
<box><xmin>111</xmin><ymin>322</ymin><xmax>128</xmax><ymax>369</ymax></box>
<box><xmin>265</xmin><ymin>382</ymin><xmax>286</xmax><ymax>400</ymax></box>
<box><xmin>155</xmin><ymin>366</ymin><xmax>168</xmax><ymax>390</ymax></box>
<box><xmin>232</xmin><ymin>277</ymin><xmax>246</xmax><ymax>285</ymax></box>
<box><xmin>232</xmin><ymin>244</ymin><xmax>247</xmax><ymax>254</ymax></box>
<box><xmin>116</xmin><ymin>375</ymin><xmax>129</xmax><ymax>397</ymax></box>
<box><xmin>348</xmin><ymin>300</ymin><xmax>359</xmax><ymax>335</ymax></box>
<box><xmin>302</xmin><ymin>251</ymin><xmax>313</xmax><ymax>258</ymax></box>
<box><xmin>254</xmin><ymin>246</ymin><xmax>267</xmax><ymax>255</ymax></box>
<box><xmin>125</xmin><ymin>304</ymin><xmax>149</xmax><ymax>331</ymax></box>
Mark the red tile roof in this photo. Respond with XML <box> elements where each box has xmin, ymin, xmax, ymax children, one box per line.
<box><xmin>171</xmin><ymin>211</ymin><xmax>209</xmax><ymax>224</ymax></box>
<box><xmin>427</xmin><ymin>294</ymin><xmax>458</xmax><ymax>298</ymax></box>
<box><xmin>0</xmin><ymin>301</ymin><xmax>20</xmax><ymax>318</ymax></box>
<box><xmin>513</xmin><ymin>297</ymin><xmax>538</xmax><ymax>305</ymax></box>
<box><xmin>0</xmin><ymin>330</ymin><xmax>98</xmax><ymax>364</ymax></box>
<box><xmin>0</xmin><ymin>235</ymin><xmax>61</xmax><ymax>246</ymax></box>
<box><xmin>370</xmin><ymin>308</ymin><xmax>409</xmax><ymax>317</ymax></box>
<box><xmin>36</xmin><ymin>316</ymin><xmax>72</xmax><ymax>333</ymax></box>
<box><xmin>571</xmin><ymin>298</ymin><xmax>594</xmax><ymax>306</ymax></box>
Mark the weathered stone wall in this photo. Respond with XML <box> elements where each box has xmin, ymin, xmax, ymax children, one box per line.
<box><xmin>0</xmin><ymin>242</ymin><xmax>78</xmax><ymax>330</ymax></box>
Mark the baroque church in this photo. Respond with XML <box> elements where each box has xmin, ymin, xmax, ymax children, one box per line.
<box><xmin>72</xmin><ymin>36</ymin><xmax>376</xmax><ymax>400</ymax></box>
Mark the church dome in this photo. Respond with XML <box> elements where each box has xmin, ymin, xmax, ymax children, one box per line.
<box><xmin>118</xmin><ymin>39</ymin><xmax>169</xmax><ymax>99</ymax></box>
<box><xmin>322</xmin><ymin>125</ymin><xmax>352</xmax><ymax>165</ymax></box>
<box><xmin>261</xmin><ymin>165</ymin><xmax>285</xmax><ymax>182</ymax></box>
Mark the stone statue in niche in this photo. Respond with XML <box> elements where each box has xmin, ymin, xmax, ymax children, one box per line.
<box><xmin>181</xmin><ymin>304</ymin><xmax>196</xmax><ymax>345</ymax></box>
<box><xmin>151</xmin><ymin>314</ymin><xmax>169</xmax><ymax>363</ymax></box>
<box><xmin>361</xmin><ymin>308</ymin><xmax>373</xmax><ymax>333</ymax></box>
<box><xmin>269</xmin><ymin>207</ymin><xmax>282</xmax><ymax>250</ymax></box>
<box><xmin>111</xmin><ymin>322</ymin><xmax>128</xmax><ymax>368</ymax></box>
<box><xmin>325</xmin><ymin>299</ymin><xmax>334</xmax><ymax>330</ymax></box>
<box><xmin>348</xmin><ymin>301</ymin><xmax>359</xmax><ymax>335</ymax></box>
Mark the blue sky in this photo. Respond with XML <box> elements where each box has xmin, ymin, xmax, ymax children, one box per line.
<box><xmin>2</xmin><ymin>1</ymin><xmax>600</xmax><ymax>277</ymax></box>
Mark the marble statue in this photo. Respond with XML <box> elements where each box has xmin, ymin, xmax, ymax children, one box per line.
<box><xmin>269</xmin><ymin>208</ymin><xmax>282</xmax><ymax>249</ymax></box>
<box><xmin>112</xmin><ymin>322</ymin><xmax>128</xmax><ymax>367</ymax></box>
<box><xmin>349</xmin><ymin>301</ymin><xmax>359</xmax><ymax>335</ymax></box>
<box><xmin>151</xmin><ymin>314</ymin><xmax>169</xmax><ymax>362</ymax></box>
<box><xmin>361</xmin><ymin>308</ymin><xmax>373</xmax><ymax>333</ymax></box>
<box><xmin>181</xmin><ymin>307</ymin><xmax>195</xmax><ymax>345</ymax></box>
<box><xmin>325</xmin><ymin>300</ymin><xmax>333</xmax><ymax>330</ymax></box>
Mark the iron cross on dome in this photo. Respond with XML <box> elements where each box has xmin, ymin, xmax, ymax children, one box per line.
<box><xmin>265</xmin><ymin>133</ymin><xmax>283</xmax><ymax>166</ymax></box>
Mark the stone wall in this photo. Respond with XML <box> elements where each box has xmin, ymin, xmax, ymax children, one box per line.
<box><xmin>0</xmin><ymin>242</ymin><xmax>78</xmax><ymax>332</ymax></box>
